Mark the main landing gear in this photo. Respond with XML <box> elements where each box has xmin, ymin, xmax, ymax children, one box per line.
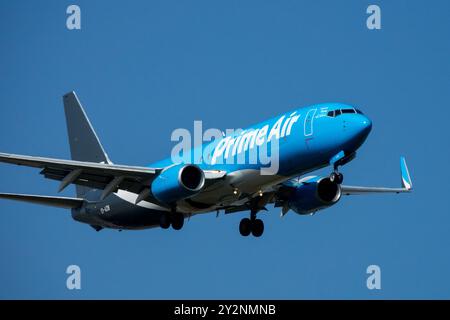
<box><xmin>239</xmin><ymin>210</ymin><xmax>264</xmax><ymax>237</ymax></box>
<box><xmin>160</xmin><ymin>211</ymin><xmax>184</xmax><ymax>230</ymax></box>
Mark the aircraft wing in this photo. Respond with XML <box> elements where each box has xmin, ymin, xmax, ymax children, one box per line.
<box><xmin>224</xmin><ymin>157</ymin><xmax>412</xmax><ymax>215</ymax></box>
<box><xmin>0</xmin><ymin>152</ymin><xmax>161</xmax><ymax>198</ymax></box>
<box><xmin>340</xmin><ymin>157</ymin><xmax>412</xmax><ymax>195</ymax></box>
<box><xmin>0</xmin><ymin>152</ymin><xmax>227</xmax><ymax>204</ymax></box>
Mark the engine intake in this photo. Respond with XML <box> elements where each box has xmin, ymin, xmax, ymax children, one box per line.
<box><xmin>151</xmin><ymin>164</ymin><xmax>205</xmax><ymax>204</ymax></box>
<box><xmin>316</xmin><ymin>178</ymin><xmax>341</xmax><ymax>203</ymax></box>
<box><xmin>288</xmin><ymin>177</ymin><xmax>341</xmax><ymax>214</ymax></box>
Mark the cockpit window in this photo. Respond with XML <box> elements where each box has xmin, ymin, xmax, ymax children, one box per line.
<box><xmin>327</xmin><ymin>108</ymin><xmax>359</xmax><ymax>117</ymax></box>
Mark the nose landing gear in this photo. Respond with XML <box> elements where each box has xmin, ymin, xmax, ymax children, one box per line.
<box><xmin>330</xmin><ymin>171</ymin><xmax>344</xmax><ymax>184</ymax></box>
<box><xmin>328</xmin><ymin>151</ymin><xmax>356</xmax><ymax>185</ymax></box>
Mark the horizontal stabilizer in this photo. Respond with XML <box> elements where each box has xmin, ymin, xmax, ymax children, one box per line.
<box><xmin>0</xmin><ymin>193</ymin><xmax>84</xmax><ymax>209</ymax></box>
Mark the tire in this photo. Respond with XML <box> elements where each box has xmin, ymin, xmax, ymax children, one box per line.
<box><xmin>239</xmin><ymin>218</ymin><xmax>252</xmax><ymax>236</ymax></box>
<box><xmin>171</xmin><ymin>212</ymin><xmax>184</xmax><ymax>230</ymax></box>
<box><xmin>330</xmin><ymin>172</ymin><xmax>337</xmax><ymax>182</ymax></box>
<box><xmin>330</xmin><ymin>172</ymin><xmax>343</xmax><ymax>184</ymax></box>
<box><xmin>159</xmin><ymin>214</ymin><xmax>171</xmax><ymax>229</ymax></box>
<box><xmin>251</xmin><ymin>219</ymin><xmax>264</xmax><ymax>237</ymax></box>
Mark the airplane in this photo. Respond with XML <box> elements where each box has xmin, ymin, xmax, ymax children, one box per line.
<box><xmin>0</xmin><ymin>92</ymin><xmax>412</xmax><ymax>237</ymax></box>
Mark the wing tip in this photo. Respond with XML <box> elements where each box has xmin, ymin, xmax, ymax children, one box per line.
<box><xmin>400</xmin><ymin>156</ymin><xmax>412</xmax><ymax>191</ymax></box>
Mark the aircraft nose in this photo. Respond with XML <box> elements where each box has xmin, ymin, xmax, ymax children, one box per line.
<box><xmin>359</xmin><ymin>115</ymin><xmax>372</xmax><ymax>134</ymax></box>
<box><xmin>338</xmin><ymin>111</ymin><xmax>372</xmax><ymax>153</ymax></box>
<box><xmin>351</xmin><ymin>114</ymin><xmax>372</xmax><ymax>139</ymax></box>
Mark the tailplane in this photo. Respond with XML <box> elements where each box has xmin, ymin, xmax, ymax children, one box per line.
<box><xmin>63</xmin><ymin>91</ymin><xmax>111</xmax><ymax>197</ymax></box>
<box><xmin>0</xmin><ymin>192</ymin><xmax>84</xmax><ymax>209</ymax></box>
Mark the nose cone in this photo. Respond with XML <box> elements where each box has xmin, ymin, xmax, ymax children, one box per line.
<box><xmin>343</xmin><ymin>114</ymin><xmax>372</xmax><ymax>150</ymax></box>
<box><xmin>357</xmin><ymin>115</ymin><xmax>372</xmax><ymax>138</ymax></box>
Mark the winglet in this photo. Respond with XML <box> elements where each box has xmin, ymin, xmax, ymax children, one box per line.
<box><xmin>400</xmin><ymin>157</ymin><xmax>412</xmax><ymax>191</ymax></box>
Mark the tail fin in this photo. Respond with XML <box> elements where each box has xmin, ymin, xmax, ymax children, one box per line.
<box><xmin>63</xmin><ymin>91</ymin><xmax>111</xmax><ymax>197</ymax></box>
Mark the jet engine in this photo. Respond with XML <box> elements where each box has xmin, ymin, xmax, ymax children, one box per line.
<box><xmin>288</xmin><ymin>177</ymin><xmax>341</xmax><ymax>214</ymax></box>
<box><xmin>151</xmin><ymin>164</ymin><xmax>205</xmax><ymax>204</ymax></box>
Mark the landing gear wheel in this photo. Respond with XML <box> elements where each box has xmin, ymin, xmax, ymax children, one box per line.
<box><xmin>171</xmin><ymin>212</ymin><xmax>184</xmax><ymax>230</ymax></box>
<box><xmin>251</xmin><ymin>219</ymin><xmax>264</xmax><ymax>237</ymax></box>
<box><xmin>330</xmin><ymin>172</ymin><xmax>344</xmax><ymax>184</ymax></box>
<box><xmin>239</xmin><ymin>218</ymin><xmax>252</xmax><ymax>237</ymax></box>
<box><xmin>159</xmin><ymin>214</ymin><xmax>171</xmax><ymax>229</ymax></box>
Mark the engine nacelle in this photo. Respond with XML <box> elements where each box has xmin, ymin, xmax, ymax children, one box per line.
<box><xmin>288</xmin><ymin>177</ymin><xmax>341</xmax><ymax>214</ymax></box>
<box><xmin>151</xmin><ymin>164</ymin><xmax>205</xmax><ymax>204</ymax></box>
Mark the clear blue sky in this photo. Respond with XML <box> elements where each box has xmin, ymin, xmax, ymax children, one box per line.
<box><xmin>0</xmin><ymin>0</ymin><xmax>449</xmax><ymax>299</ymax></box>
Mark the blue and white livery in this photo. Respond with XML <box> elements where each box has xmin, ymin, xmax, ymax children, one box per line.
<box><xmin>0</xmin><ymin>92</ymin><xmax>412</xmax><ymax>237</ymax></box>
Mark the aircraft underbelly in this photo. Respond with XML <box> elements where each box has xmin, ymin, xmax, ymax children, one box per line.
<box><xmin>181</xmin><ymin>169</ymin><xmax>285</xmax><ymax>211</ymax></box>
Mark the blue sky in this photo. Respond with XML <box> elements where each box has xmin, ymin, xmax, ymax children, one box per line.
<box><xmin>0</xmin><ymin>0</ymin><xmax>449</xmax><ymax>299</ymax></box>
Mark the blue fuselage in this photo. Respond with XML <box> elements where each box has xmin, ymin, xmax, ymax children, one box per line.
<box><xmin>152</xmin><ymin>102</ymin><xmax>372</xmax><ymax>178</ymax></box>
<box><xmin>74</xmin><ymin>103</ymin><xmax>372</xmax><ymax>229</ymax></box>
